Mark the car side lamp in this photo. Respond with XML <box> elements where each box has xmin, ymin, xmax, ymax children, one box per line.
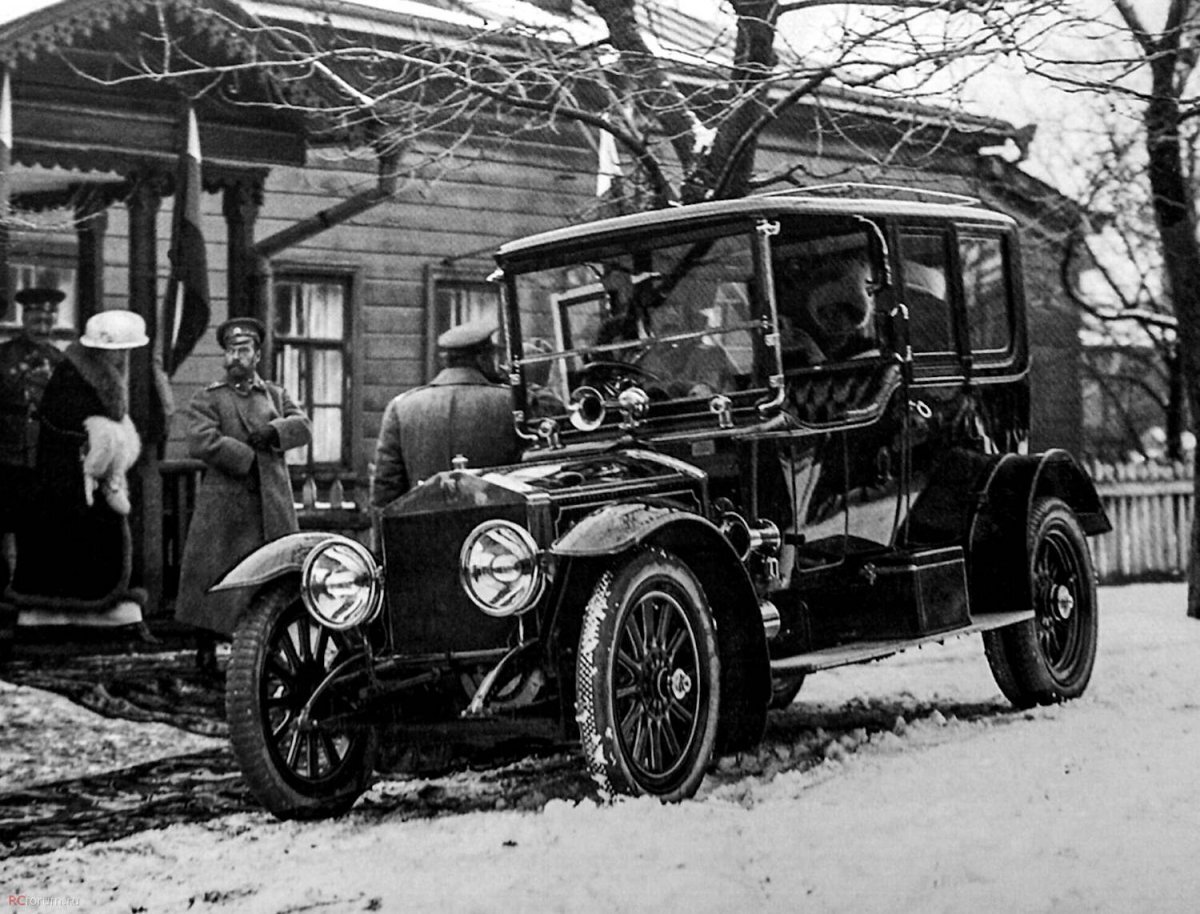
<box><xmin>709</xmin><ymin>394</ymin><xmax>734</xmax><ymax>429</ymax></box>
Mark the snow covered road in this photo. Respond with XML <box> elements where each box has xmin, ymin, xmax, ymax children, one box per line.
<box><xmin>4</xmin><ymin>582</ymin><xmax>1199</xmax><ymax>913</ymax></box>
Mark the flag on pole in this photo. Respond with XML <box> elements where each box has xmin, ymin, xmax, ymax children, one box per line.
<box><xmin>1</xmin><ymin>69</ymin><xmax>12</xmax><ymax>324</ymax></box>
<box><xmin>596</xmin><ymin>125</ymin><xmax>620</xmax><ymax>198</ymax></box>
<box><xmin>0</xmin><ymin>68</ymin><xmax>11</xmax><ymax>163</ymax></box>
<box><xmin>163</xmin><ymin>106</ymin><xmax>209</xmax><ymax>376</ymax></box>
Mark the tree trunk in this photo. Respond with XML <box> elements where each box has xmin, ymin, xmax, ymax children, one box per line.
<box><xmin>1141</xmin><ymin>76</ymin><xmax>1200</xmax><ymax>617</ymax></box>
<box><xmin>1165</xmin><ymin>344</ymin><xmax>1186</xmax><ymax>462</ymax></box>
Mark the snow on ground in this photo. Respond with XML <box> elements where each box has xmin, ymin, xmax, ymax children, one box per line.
<box><xmin>0</xmin><ymin>679</ymin><xmax>222</xmax><ymax>791</ymax></box>
<box><xmin>6</xmin><ymin>582</ymin><xmax>1200</xmax><ymax>913</ymax></box>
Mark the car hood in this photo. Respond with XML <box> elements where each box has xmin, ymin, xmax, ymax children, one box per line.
<box><xmin>382</xmin><ymin>448</ymin><xmax>706</xmax><ymax>517</ymax></box>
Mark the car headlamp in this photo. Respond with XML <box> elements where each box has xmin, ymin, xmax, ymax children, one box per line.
<box><xmin>300</xmin><ymin>536</ymin><xmax>382</xmax><ymax>630</ymax></box>
<box><xmin>459</xmin><ymin>520</ymin><xmax>545</xmax><ymax>617</ymax></box>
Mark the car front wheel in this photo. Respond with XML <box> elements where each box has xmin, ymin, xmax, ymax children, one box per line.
<box><xmin>575</xmin><ymin>549</ymin><xmax>720</xmax><ymax>801</ymax></box>
<box><xmin>226</xmin><ymin>581</ymin><xmax>377</xmax><ymax>819</ymax></box>
<box><xmin>983</xmin><ymin>497</ymin><xmax>1098</xmax><ymax>708</ymax></box>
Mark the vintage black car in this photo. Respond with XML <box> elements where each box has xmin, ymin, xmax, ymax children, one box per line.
<box><xmin>217</xmin><ymin>186</ymin><xmax>1110</xmax><ymax>819</ymax></box>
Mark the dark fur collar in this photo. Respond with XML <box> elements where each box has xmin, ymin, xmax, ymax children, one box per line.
<box><xmin>64</xmin><ymin>342</ymin><xmax>127</xmax><ymax>419</ymax></box>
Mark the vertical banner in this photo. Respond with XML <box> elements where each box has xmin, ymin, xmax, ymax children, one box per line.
<box><xmin>162</xmin><ymin>105</ymin><xmax>210</xmax><ymax>376</ymax></box>
<box><xmin>0</xmin><ymin>69</ymin><xmax>11</xmax><ymax>321</ymax></box>
<box><xmin>596</xmin><ymin>124</ymin><xmax>619</xmax><ymax>198</ymax></box>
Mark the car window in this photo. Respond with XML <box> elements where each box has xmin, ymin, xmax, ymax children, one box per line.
<box><xmin>772</xmin><ymin>230</ymin><xmax>880</xmax><ymax>369</ymax></box>
<box><xmin>897</xmin><ymin>230</ymin><xmax>955</xmax><ymax>356</ymax></box>
<box><xmin>959</xmin><ymin>234</ymin><xmax>1012</xmax><ymax>357</ymax></box>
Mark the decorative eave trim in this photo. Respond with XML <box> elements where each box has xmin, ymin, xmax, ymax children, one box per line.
<box><xmin>0</xmin><ymin>0</ymin><xmax>244</xmax><ymax>69</ymax></box>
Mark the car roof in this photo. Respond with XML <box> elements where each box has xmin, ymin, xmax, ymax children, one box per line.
<box><xmin>496</xmin><ymin>191</ymin><xmax>1016</xmax><ymax>263</ymax></box>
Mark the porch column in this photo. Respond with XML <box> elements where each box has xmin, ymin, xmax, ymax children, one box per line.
<box><xmin>223</xmin><ymin>174</ymin><xmax>264</xmax><ymax>320</ymax></box>
<box><xmin>74</xmin><ymin>187</ymin><xmax>109</xmax><ymax>322</ymax></box>
<box><xmin>126</xmin><ymin>170</ymin><xmax>167</xmax><ymax>616</ymax></box>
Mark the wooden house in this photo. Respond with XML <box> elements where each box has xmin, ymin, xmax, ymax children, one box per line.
<box><xmin>0</xmin><ymin>0</ymin><xmax>1084</xmax><ymax>618</ymax></box>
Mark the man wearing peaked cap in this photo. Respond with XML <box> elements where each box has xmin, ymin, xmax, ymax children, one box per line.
<box><xmin>175</xmin><ymin>313</ymin><xmax>311</xmax><ymax>676</ymax></box>
<box><xmin>435</xmin><ymin>318</ymin><xmax>495</xmax><ymax>351</ymax></box>
<box><xmin>372</xmin><ymin>317</ymin><xmax>520</xmax><ymax>508</ymax></box>
<box><xmin>0</xmin><ymin>288</ymin><xmax>65</xmax><ymax>595</ymax></box>
<box><xmin>215</xmin><ymin>316</ymin><xmax>265</xmax><ymax>350</ymax></box>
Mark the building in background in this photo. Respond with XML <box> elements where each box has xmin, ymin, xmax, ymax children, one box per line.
<box><xmin>0</xmin><ymin>0</ymin><xmax>1085</xmax><ymax>616</ymax></box>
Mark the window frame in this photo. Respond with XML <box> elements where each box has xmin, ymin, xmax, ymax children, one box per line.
<box><xmin>269</xmin><ymin>263</ymin><xmax>361</xmax><ymax>475</ymax></box>
<box><xmin>894</xmin><ymin>223</ymin><xmax>960</xmax><ymax>378</ymax></box>
<box><xmin>950</xmin><ymin>223</ymin><xmax>1027</xmax><ymax>379</ymax></box>
<box><xmin>424</xmin><ymin>265</ymin><xmax>503</xmax><ymax>382</ymax></box>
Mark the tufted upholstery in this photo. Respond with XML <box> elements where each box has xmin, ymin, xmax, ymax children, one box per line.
<box><xmin>786</xmin><ymin>362</ymin><xmax>901</xmax><ymax>427</ymax></box>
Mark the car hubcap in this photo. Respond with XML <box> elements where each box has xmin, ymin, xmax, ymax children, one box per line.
<box><xmin>1052</xmin><ymin>584</ymin><xmax>1075</xmax><ymax>621</ymax></box>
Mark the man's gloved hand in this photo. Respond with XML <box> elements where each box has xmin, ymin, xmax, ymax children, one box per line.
<box><xmin>246</xmin><ymin>426</ymin><xmax>280</xmax><ymax>451</ymax></box>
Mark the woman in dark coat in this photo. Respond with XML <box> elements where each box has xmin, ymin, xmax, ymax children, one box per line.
<box><xmin>8</xmin><ymin>310</ymin><xmax>148</xmax><ymax>623</ymax></box>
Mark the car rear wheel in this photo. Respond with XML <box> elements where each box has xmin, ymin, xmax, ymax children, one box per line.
<box><xmin>227</xmin><ymin>581</ymin><xmax>377</xmax><ymax>820</ymax></box>
<box><xmin>576</xmin><ymin>549</ymin><xmax>720</xmax><ymax>800</ymax></box>
<box><xmin>983</xmin><ymin>497</ymin><xmax>1098</xmax><ymax>708</ymax></box>
<box><xmin>769</xmin><ymin>673</ymin><xmax>806</xmax><ymax>710</ymax></box>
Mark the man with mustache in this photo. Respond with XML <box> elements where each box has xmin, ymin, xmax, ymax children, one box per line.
<box><xmin>174</xmin><ymin>317</ymin><xmax>311</xmax><ymax>678</ymax></box>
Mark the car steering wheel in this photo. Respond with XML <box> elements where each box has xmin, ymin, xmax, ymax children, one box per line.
<box><xmin>577</xmin><ymin>359</ymin><xmax>666</xmax><ymax>398</ymax></box>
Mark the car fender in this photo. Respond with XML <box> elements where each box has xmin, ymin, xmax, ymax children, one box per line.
<box><xmin>553</xmin><ymin>502</ymin><xmax>771</xmax><ymax>754</ymax></box>
<box><xmin>974</xmin><ymin>448</ymin><xmax>1110</xmax><ymax>539</ymax></box>
<box><xmin>967</xmin><ymin>449</ymin><xmax>1109</xmax><ymax>615</ymax></box>
<box><xmin>208</xmin><ymin>531</ymin><xmax>337</xmax><ymax>593</ymax></box>
<box><xmin>552</xmin><ymin>502</ymin><xmax>728</xmax><ymax>558</ymax></box>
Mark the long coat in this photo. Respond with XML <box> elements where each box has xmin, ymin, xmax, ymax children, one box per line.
<box><xmin>0</xmin><ymin>332</ymin><xmax>63</xmax><ymax>593</ymax></box>
<box><xmin>174</xmin><ymin>376</ymin><xmax>311</xmax><ymax>636</ymax></box>
<box><xmin>372</xmin><ymin>365</ymin><xmax>520</xmax><ymax>509</ymax></box>
<box><xmin>0</xmin><ymin>332</ymin><xmax>63</xmax><ymax>469</ymax></box>
<box><xmin>8</xmin><ymin>344</ymin><xmax>139</xmax><ymax>612</ymax></box>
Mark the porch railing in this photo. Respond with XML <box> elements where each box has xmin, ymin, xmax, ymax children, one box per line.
<box><xmin>159</xmin><ymin>459</ymin><xmax>373</xmax><ymax>607</ymax></box>
<box><xmin>1086</xmin><ymin>460</ymin><xmax>1193</xmax><ymax>583</ymax></box>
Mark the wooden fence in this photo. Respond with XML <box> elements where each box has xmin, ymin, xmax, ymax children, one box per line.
<box><xmin>1086</xmin><ymin>460</ymin><xmax>1192</xmax><ymax>583</ymax></box>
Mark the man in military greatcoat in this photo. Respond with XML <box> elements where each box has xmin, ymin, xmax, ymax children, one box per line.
<box><xmin>0</xmin><ymin>288</ymin><xmax>64</xmax><ymax>594</ymax></box>
<box><xmin>372</xmin><ymin>318</ymin><xmax>520</xmax><ymax>509</ymax></box>
<box><xmin>174</xmin><ymin>317</ymin><xmax>311</xmax><ymax>674</ymax></box>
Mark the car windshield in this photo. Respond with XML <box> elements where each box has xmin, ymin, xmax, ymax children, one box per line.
<box><xmin>506</xmin><ymin>231</ymin><xmax>762</xmax><ymax>419</ymax></box>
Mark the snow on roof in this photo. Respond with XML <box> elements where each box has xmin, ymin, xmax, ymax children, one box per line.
<box><xmin>0</xmin><ymin>0</ymin><xmax>64</xmax><ymax>27</ymax></box>
<box><xmin>243</xmin><ymin>0</ymin><xmax>489</xmax><ymax>33</ymax></box>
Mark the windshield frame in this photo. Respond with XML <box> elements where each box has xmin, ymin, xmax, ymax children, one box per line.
<box><xmin>500</xmin><ymin>219</ymin><xmax>776</xmax><ymax>441</ymax></box>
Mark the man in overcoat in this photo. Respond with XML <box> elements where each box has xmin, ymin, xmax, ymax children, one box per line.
<box><xmin>0</xmin><ymin>288</ymin><xmax>65</xmax><ymax>593</ymax></box>
<box><xmin>174</xmin><ymin>317</ymin><xmax>311</xmax><ymax>672</ymax></box>
<box><xmin>372</xmin><ymin>318</ymin><xmax>520</xmax><ymax>509</ymax></box>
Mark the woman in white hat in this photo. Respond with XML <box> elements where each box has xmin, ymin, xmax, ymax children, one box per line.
<box><xmin>8</xmin><ymin>309</ymin><xmax>150</xmax><ymax>628</ymax></box>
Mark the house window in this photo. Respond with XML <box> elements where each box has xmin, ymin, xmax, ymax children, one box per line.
<box><xmin>426</xmin><ymin>270</ymin><xmax>501</xmax><ymax>378</ymax></box>
<box><xmin>273</xmin><ymin>274</ymin><xmax>350</xmax><ymax>468</ymax></box>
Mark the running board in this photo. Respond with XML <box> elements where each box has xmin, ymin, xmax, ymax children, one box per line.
<box><xmin>770</xmin><ymin>610</ymin><xmax>1034</xmax><ymax>674</ymax></box>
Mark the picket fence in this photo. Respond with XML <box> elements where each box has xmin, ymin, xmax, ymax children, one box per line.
<box><xmin>1086</xmin><ymin>460</ymin><xmax>1193</xmax><ymax>583</ymax></box>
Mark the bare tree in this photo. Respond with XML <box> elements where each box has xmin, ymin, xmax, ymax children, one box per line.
<box><xmin>52</xmin><ymin>0</ymin><xmax>1056</xmax><ymax>209</ymax></box>
<box><xmin>1013</xmin><ymin>0</ymin><xmax>1200</xmax><ymax>616</ymax></box>
<box><xmin>1058</xmin><ymin>113</ymin><xmax>1186</xmax><ymax>461</ymax></box>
